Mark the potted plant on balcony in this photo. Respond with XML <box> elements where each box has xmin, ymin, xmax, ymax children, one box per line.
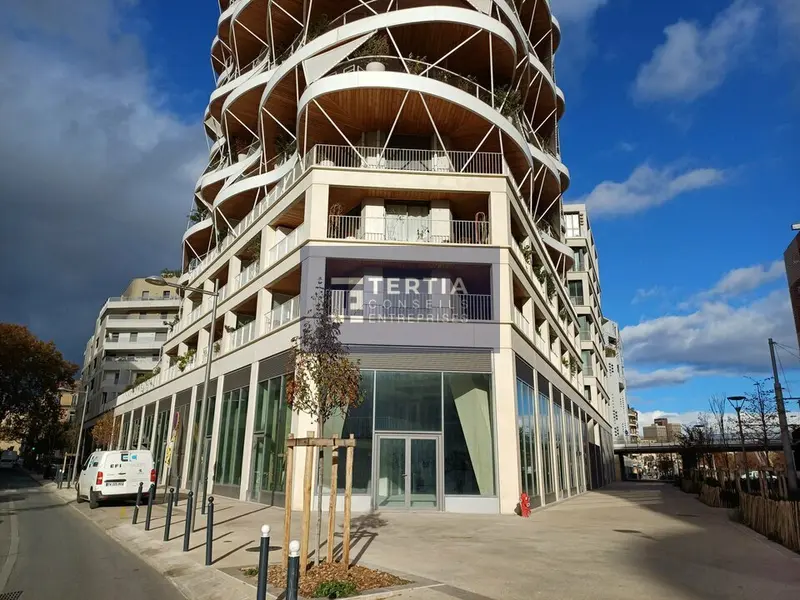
<box><xmin>275</xmin><ymin>134</ymin><xmax>297</xmax><ymax>163</ymax></box>
<box><xmin>188</xmin><ymin>208</ymin><xmax>209</xmax><ymax>224</ymax></box>
<box><xmin>240</xmin><ymin>237</ymin><xmax>261</xmax><ymax>262</ymax></box>
<box><xmin>521</xmin><ymin>242</ymin><xmax>533</xmax><ymax>264</ymax></box>
<box><xmin>353</xmin><ymin>33</ymin><xmax>390</xmax><ymax>71</ymax></box>
<box><xmin>305</xmin><ymin>14</ymin><xmax>330</xmax><ymax>42</ymax></box>
<box><xmin>177</xmin><ymin>349</ymin><xmax>196</xmax><ymax>372</ymax></box>
<box><xmin>494</xmin><ymin>84</ymin><xmax>522</xmax><ymax>119</ymax></box>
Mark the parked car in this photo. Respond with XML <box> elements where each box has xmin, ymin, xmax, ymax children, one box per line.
<box><xmin>76</xmin><ymin>449</ymin><xmax>155</xmax><ymax>509</ymax></box>
<box><xmin>0</xmin><ymin>449</ymin><xmax>18</xmax><ymax>470</ymax></box>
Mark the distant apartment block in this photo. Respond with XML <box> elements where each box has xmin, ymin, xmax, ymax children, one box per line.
<box><xmin>786</xmin><ymin>231</ymin><xmax>800</xmax><ymax>350</ymax></box>
<box><xmin>603</xmin><ymin>319</ymin><xmax>630</xmax><ymax>441</ymax></box>
<box><xmin>628</xmin><ymin>407</ymin><xmax>639</xmax><ymax>442</ymax></box>
<box><xmin>643</xmin><ymin>417</ymin><xmax>682</xmax><ymax>442</ymax></box>
<box><xmin>79</xmin><ymin>278</ymin><xmax>180</xmax><ymax>422</ymax></box>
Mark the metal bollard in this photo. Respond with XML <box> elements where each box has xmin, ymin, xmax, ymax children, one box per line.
<box><xmin>205</xmin><ymin>496</ymin><xmax>214</xmax><ymax>566</ymax></box>
<box><xmin>145</xmin><ymin>483</ymin><xmax>156</xmax><ymax>531</ymax></box>
<box><xmin>132</xmin><ymin>482</ymin><xmax>143</xmax><ymax>525</ymax></box>
<box><xmin>164</xmin><ymin>488</ymin><xmax>175</xmax><ymax>542</ymax></box>
<box><xmin>201</xmin><ymin>476</ymin><xmax>208</xmax><ymax>515</ymax></box>
<box><xmin>285</xmin><ymin>540</ymin><xmax>300</xmax><ymax>600</ymax></box>
<box><xmin>183</xmin><ymin>491</ymin><xmax>194</xmax><ymax>552</ymax></box>
<box><xmin>256</xmin><ymin>525</ymin><xmax>271</xmax><ymax>600</ymax></box>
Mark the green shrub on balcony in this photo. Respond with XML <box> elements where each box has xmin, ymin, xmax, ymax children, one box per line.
<box><xmin>494</xmin><ymin>85</ymin><xmax>523</xmax><ymax>118</ymax></box>
<box><xmin>188</xmin><ymin>208</ymin><xmax>209</xmax><ymax>224</ymax></box>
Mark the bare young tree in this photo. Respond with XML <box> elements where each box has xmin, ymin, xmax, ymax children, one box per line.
<box><xmin>286</xmin><ymin>279</ymin><xmax>363</xmax><ymax>566</ymax></box>
<box><xmin>707</xmin><ymin>394</ymin><xmax>727</xmax><ymax>445</ymax></box>
<box><xmin>742</xmin><ymin>378</ymin><xmax>779</xmax><ymax>468</ymax></box>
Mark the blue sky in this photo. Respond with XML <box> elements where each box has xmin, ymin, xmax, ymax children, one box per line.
<box><xmin>1</xmin><ymin>0</ymin><xmax>798</xmax><ymax>424</ymax></box>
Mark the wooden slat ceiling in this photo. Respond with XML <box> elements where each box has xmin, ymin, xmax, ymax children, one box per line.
<box><xmin>270</xmin><ymin>267</ymin><xmax>301</xmax><ymax>295</ymax></box>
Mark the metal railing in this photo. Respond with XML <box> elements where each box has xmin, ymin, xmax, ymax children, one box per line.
<box><xmin>313</xmin><ymin>143</ymin><xmax>503</xmax><ymax>176</ymax></box>
<box><xmin>327</xmin><ymin>290</ymin><xmax>492</xmax><ymax>322</ymax></box>
<box><xmin>226</xmin><ymin>320</ymin><xmax>257</xmax><ymax>352</ymax></box>
<box><xmin>233</xmin><ymin>260</ymin><xmax>261</xmax><ymax>291</ymax></box>
<box><xmin>327</xmin><ymin>215</ymin><xmax>491</xmax><ymax>244</ymax></box>
<box><xmin>579</xmin><ymin>328</ymin><xmax>591</xmax><ymax>341</ymax></box>
<box><xmin>263</xmin><ymin>296</ymin><xmax>301</xmax><ymax>332</ymax></box>
<box><xmin>268</xmin><ymin>226</ymin><xmax>306</xmax><ymax>263</ymax></box>
<box><xmin>570</xmin><ymin>295</ymin><xmax>585</xmax><ymax>306</ymax></box>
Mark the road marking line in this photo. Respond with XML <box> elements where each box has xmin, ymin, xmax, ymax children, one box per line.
<box><xmin>0</xmin><ymin>497</ymin><xmax>19</xmax><ymax>591</ymax></box>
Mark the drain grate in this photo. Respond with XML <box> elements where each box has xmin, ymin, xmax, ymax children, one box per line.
<box><xmin>0</xmin><ymin>591</ymin><xmax>24</xmax><ymax>600</ymax></box>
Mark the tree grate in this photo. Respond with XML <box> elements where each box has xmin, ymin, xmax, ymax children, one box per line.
<box><xmin>0</xmin><ymin>592</ymin><xmax>23</xmax><ymax>600</ymax></box>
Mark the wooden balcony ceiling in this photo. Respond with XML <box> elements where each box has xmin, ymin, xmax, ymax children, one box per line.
<box><xmin>270</xmin><ymin>267</ymin><xmax>301</xmax><ymax>295</ymax></box>
<box><xmin>185</xmin><ymin>223</ymin><xmax>213</xmax><ymax>253</ymax></box>
<box><xmin>230</xmin><ymin>1</ymin><xmax>269</xmax><ymax>65</ymax></box>
<box><xmin>232</xmin><ymin>295</ymin><xmax>258</xmax><ymax>316</ymax></box>
<box><xmin>302</xmin><ymin>88</ymin><xmax>536</xmax><ymax>194</ymax></box>
<box><xmin>202</xmin><ymin>178</ymin><xmax>226</xmax><ymax>205</ymax></box>
<box><xmin>517</xmin><ymin>0</ymin><xmax>554</xmax><ymax>44</ymax></box>
<box><xmin>270</xmin><ymin>197</ymin><xmax>305</xmax><ymax>229</ymax></box>
<box><xmin>218</xmin><ymin>182</ymin><xmax>259</xmax><ymax>222</ymax></box>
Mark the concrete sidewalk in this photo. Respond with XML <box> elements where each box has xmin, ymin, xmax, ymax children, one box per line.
<box><xmin>36</xmin><ymin>478</ymin><xmax>800</xmax><ymax>600</ymax></box>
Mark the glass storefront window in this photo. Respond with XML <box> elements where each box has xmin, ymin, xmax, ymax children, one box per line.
<box><xmin>153</xmin><ymin>409</ymin><xmax>169</xmax><ymax>476</ymax></box>
<box><xmin>553</xmin><ymin>398</ymin><xmax>566</xmax><ymax>494</ymax></box>
<box><xmin>142</xmin><ymin>413</ymin><xmax>154</xmax><ymax>448</ymax></box>
<box><xmin>120</xmin><ymin>417</ymin><xmax>130</xmax><ymax>450</ymax></box>
<box><xmin>443</xmin><ymin>373</ymin><xmax>494</xmax><ymax>496</ymax></box>
<box><xmin>131</xmin><ymin>418</ymin><xmax>141</xmax><ymax>448</ymax></box>
<box><xmin>516</xmin><ymin>379</ymin><xmax>537</xmax><ymax>499</ymax></box>
<box><xmin>252</xmin><ymin>376</ymin><xmax>291</xmax><ymax>501</ymax></box>
<box><xmin>375</xmin><ymin>371</ymin><xmax>441</xmax><ymax>431</ymax></box>
<box><xmin>215</xmin><ymin>387</ymin><xmax>249</xmax><ymax>487</ymax></box>
<box><xmin>539</xmin><ymin>392</ymin><xmax>553</xmax><ymax>495</ymax></box>
<box><xmin>324</xmin><ymin>370</ymin><xmax>374</xmax><ymax>494</ymax></box>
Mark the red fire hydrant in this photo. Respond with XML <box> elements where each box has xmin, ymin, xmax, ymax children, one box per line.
<box><xmin>519</xmin><ymin>492</ymin><xmax>531</xmax><ymax>518</ymax></box>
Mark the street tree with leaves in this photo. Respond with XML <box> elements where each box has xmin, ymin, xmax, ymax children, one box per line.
<box><xmin>0</xmin><ymin>323</ymin><xmax>76</xmax><ymax>426</ymax></box>
<box><xmin>0</xmin><ymin>394</ymin><xmax>64</xmax><ymax>455</ymax></box>
<box><xmin>285</xmin><ymin>279</ymin><xmax>362</xmax><ymax>566</ymax></box>
<box><xmin>90</xmin><ymin>412</ymin><xmax>117</xmax><ymax>450</ymax></box>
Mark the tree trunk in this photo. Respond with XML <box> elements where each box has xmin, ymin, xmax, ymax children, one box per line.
<box><xmin>315</xmin><ymin>411</ymin><xmax>324</xmax><ymax>566</ymax></box>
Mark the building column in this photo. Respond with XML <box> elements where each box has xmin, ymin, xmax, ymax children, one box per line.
<box><xmin>239</xmin><ymin>360</ymin><xmax>262</xmax><ymax>501</ymax></box>
<box><xmin>165</xmin><ymin>393</ymin><xmax>177</xmax><ymax>486</ymax></box>
<box><xmin>300</xmin><ymin>255</ymin><xmax>327</xmax><ymax>316</ymax></box>
<box><xmin>206</xmin><ymin>375</ymin><xmax>226</xmax><ymax>496</ymax></box>
<box><xmin>149</xmin><ymin>399</ymin><xmax>160</xmax><ymax>451</ymax></box>
<box><xmin>491</xmin><ymin>259</ymin><xmax>513</xmax><ymax>323</ymax></box>
<box><xmin>493</xmin><ymin>347</ymin><xmax>520</xmax><ymax>514</ymax></box>
<box><xmin>117</xmin><ymin>414</ymin><xmax>126</xmax><ymax>449</ymax></box>
<box><xmin>304</xmin><ymin>183</ymin><xmax>330</xmax><ymax>239</ymax></box>
<box><xmin>548</xmin><ymin>380</ymin><xmax>560</xmax><ymax>501</ymax></box>
<box><xmin>136</xmin><ymin>406</ymin><xmax>145</xmax><ymax>449</ymax></box>
<box><xmin>489</xmin><ymin>191</ymin><xmax>510</xmax><ymax>246</ymax></box>
<box><xmin>181</xmin><ymin>384</ymin><xmax>199</xmax><ymax>488</ymax></box>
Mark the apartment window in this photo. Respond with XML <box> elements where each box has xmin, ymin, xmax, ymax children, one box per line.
<box><xmin>154</xmin><ymin>332</ymin><xmax>167</xmax><ymax>341</ymax></box>
<box><xmin>102</xmin><ymin>392</ymin><xmax>108</xmax><ymax>404</ymax></box>
<box><xmin>565</xmin><ymin>214</ymin><xmax>581</xmax><ymax>237</ymax></box>
<box><xmin>114</xmin><ymin>371</ymin><xmax>120</xmax><ymax>384</ymax></box>
<box><xmin>568</xmin><ymin>281</ymin><xmax>584</xmax><ymax>305</ymax></box>
<box><xmin>582</xmin><ymin>351</ymin><xmax>593</xmax><ymax>376</ymax></box>
<box><xmin>160</xmin><ymin>313</ymin><xmax>168</xmax><ymax>320</ymax></box>
<box><xmin>152</xmin><ymin>354</ymin><xmax>160</xmax><ymax>361</ymax></box>
<box><xmin>130</xmin><ymin>332</ymin><xmax>138</xmax><ymax>342</ymax></box>
<box><xmin>572</xmin><ymin>249</ymin><xmax>586</xmax><ymax>272</ymax></box>
<box><xmin>110</xmin><ymin>332</ymin><xmax>119</xmax><ymax>342</ymax></box>
<box><xmin>142</xmin><ymin>291</ymin><xmax>150</xmax><ymax>299</ymax></box>
<box><xmin>163</xmin><ymin>291</ymin><xmax>170</xmax><ymax>298</ymax></box>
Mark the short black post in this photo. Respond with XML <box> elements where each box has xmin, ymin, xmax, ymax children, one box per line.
<box><xmin>205</xmin><ymin>496</ymin><xmax>215</xmax><ymax>566</ymax></box>
<box><xmin>286</xmin><ymin>540</ymin><xmax>300</xmax><ymax>600</ymax></box>
<box><xmin>256</xmin><ymin>525</ymin><xmax>271</xmax><ymax>600</ymax></box>
<box><xmin>174</xmin><ymin>475</ymin><xmax>181</xmax><ymax>506</ymax></box>
<box><xmin>132</xmin><ymin>482</ymin><xmax>143</xmax><ymax>525</ymax></box>
<box><xmin>201</xmin><ymin>476</ymin><xmax>208</xmax><ymax>515</ymax></box>
<box><xmin>145</xmin><ymin>483</ymin><xmax>156</xmax><ymax>531</ymax></box>
<box><xmin>164</xmin><ymin>488</ymin><xmax>174</xmax><ymax>542</ymax></box>
<box><xmin>183</xmin><ymin>491</ymin><xmax>194</xmax><ymax>552</ymax></box>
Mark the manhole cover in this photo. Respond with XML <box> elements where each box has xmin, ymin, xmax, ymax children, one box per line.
<box><xmin>613</xmin><ymin>529</ymin><xmax>642</xmax><ymax>534</ymax></box>
<box><xmin>0</xmin><ymin>591</ymin><xmax>24</xmax><ymax>600</ymax></box>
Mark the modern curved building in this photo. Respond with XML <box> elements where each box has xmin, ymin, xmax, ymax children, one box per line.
<box><xmin>110</xmin><ymin>0</ymin><xmax>614</xmax><ymax>514</ymax></box>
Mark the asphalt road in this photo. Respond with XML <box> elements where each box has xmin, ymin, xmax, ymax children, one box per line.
<box><xmin>0</xmin><ymin>468</ymin><xmax>187</xmax><ymax>599</ymax></box>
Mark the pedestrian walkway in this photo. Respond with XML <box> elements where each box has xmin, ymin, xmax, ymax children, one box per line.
<box><xmin>41</xmin><ymin>479</ymin><xmax>800</xmax><ymax>600</ymax></box>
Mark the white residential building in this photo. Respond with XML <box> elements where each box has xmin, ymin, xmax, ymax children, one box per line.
<box><xmin>603</xmin><ymin>319</ymin><xmax>630</xmax><ymax>442</ymax></box>
<box><xmin>105</xmin><ymin>0</ymin><xmax>615</xmax><ymax>514</ymax></box>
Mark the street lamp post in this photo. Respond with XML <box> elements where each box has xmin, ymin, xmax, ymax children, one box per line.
<box><xmin>728</xmin><ymin>395</ymin><xmax>750</xmax><ymax>493</ymax></box>
<box><xmin>146</xmin><ymin>275</ymin><xmax>218</xmax><ymax>530</ymax></box>
<box><xmin>70</xmin><ymin>386</ymin><xmax>89</xmax><ymax>487</ymax></box>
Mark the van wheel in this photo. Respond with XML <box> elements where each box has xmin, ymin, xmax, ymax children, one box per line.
<box><xmin>76</xmin><ymin>485</ymin><xmax>84</xmax><ymax>504</ymax></box>
<box><xmin>89</xmin><ymin>488</ymin><xmax>99</xmax><ymax>510</ymax></box>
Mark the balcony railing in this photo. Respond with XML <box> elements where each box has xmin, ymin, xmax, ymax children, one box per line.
<box><xmin>579</xmin><ymin>328</ymin><xmax>591</xmax><ymax>341</ymax></box>
<box><xmin>313</xmin><ymin>144</ymin><xmax>503</xmax><ymax>176</ymax></box>
<box><xmin>570</xmin><ymin>295</ymin><xmax>585</xmax><ymax>306</ymax></box>
<box><xmin>268</xmin><ymin>226</ymin><xmax>306</xmax><ymax>263</ymax></box>
<box><xmin>264</xmin><ymin>296</ymin><xmax>301</xmax><ymax>332</ymax></box>
<box><xmin>226</xmin><ymin>320</ymin><xmax>257</xmax><ymax>352</ymax></box>
<box><xmin>327</xmin><ymin>215</ymin><xmax>490</xmax><ymax>245</ymax></box>
<box><xmin>327</xmin><ymin>290</ymin><xmax>492</xmax><ymax>322</ymax></box>
<box><xmin>233</xmin><ymin>260</ymin><xmax>261</xmax><ymax>292</ymax></box>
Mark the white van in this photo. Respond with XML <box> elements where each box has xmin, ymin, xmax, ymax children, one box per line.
<box><xmin>76</xmin><ymin>449</ymin><xmax>155</xmax><ymax>509</ymax></box>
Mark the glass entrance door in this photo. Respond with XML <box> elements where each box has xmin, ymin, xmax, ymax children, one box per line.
<box><xmin>375</xmin><ymin>435</ymin><xmax>441</xmax><ymax>510</ymax></box>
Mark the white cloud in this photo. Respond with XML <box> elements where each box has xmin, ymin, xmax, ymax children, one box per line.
<box><xmin>549</xmin><ymin>0</ymin><xmax>611</xmax><ymax>83</ymax></box>
<box><xmin>701</xmin><ymin>260</ymin><xmax>786</xmax><ymax>298</ymax></box>
<box><xmin>636</xmin><ymin>410</ymin><xmax>705</xmax><ymax>427</ymax></box>
<box><xmin>627</xmin><ymin>367</ymin><xmax>717</xmax><ymax>389</ymax></box>
<box><xmin>617</xmin><ymin>141</ymin><xmax>636</xmax><ymax>152</ymax></box>
<box><xmin>633</xmin><ymin>0</ymin><xmax>762</xmax><ymax>102</ymax></box>
<box><xmin>632</xmin><ymin>287</ymin><xmax>664</xmax><ymax>305</ymax></box>
<box><xmin>621</xmin><ymin>290</ymin><xmax>795</xmax><ymax>372</ymax></box>
<box><xmin>552</xmin><ymin>0</ymin><xmax>610</xmax><ymax>23</ymax></box>
<box><xmin>582</xmin><ymin>163</ymin><xmax>726</xmax><ymax>217</ymax></box>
